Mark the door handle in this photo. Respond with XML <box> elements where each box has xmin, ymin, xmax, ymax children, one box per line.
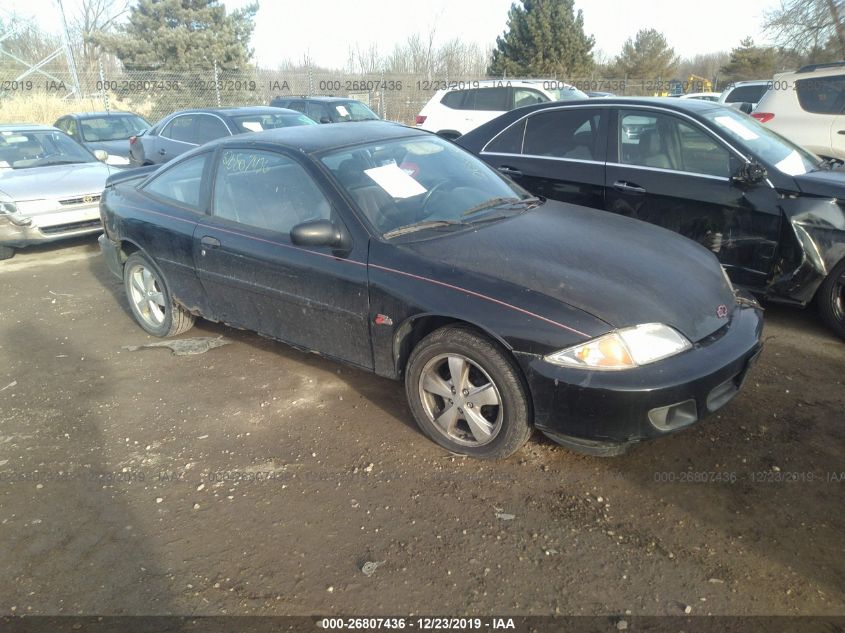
<box><xmin>613</xmin><ymin>180</ymin><xmax>647</xmax><ymax>195</ymax></box>
<box><xmin>158</xmin><ymin>148</ymin><xmax>166</xmax><ymax>155</ymax></box>
<box><xmin>200</xmin><ymin>236</ymin><xmax>220</xmax><ymax>248</ymax></box>
<box><xmin>498</xmin><ymin>166</ymin><xmax>523</xmax><ymax>177</ymax></box>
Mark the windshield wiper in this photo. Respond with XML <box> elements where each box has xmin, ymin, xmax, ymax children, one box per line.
<box><xmin>39</xmin><ymin>159</ymin><xmax>88</xmax><ymax>166</ymax></box>
<box><xmin>461</xmin><ymin>196</ymin><xmax>541</xmax><ymax>218</ymax></box>
<box><xmin>383</xmin><ymin>219</ymin><xmax>467</xmax><ymax>239</ymax></box>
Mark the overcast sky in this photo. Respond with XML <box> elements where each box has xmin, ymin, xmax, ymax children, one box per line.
<box><xmin>5</xmin><ymin>0</ymin><xmax>781</xmax><ymax>70</ymax></box>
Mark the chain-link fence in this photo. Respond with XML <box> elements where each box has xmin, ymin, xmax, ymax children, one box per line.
<box><xmin>1</xmin><ymin>59</ymin><xmax>721</xmax><ymax>126</ymax></box>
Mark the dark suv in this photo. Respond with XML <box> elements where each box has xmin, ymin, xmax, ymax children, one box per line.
<box><xmin>269</xmin><ymin>96</ymin><xmax>379</xmax><ymax>123</ymax></box>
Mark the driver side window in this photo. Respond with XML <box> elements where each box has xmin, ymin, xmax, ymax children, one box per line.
<box><xmin>212</xmin><ymin>149</ymin><xmax>331</xmax><ymax>234</ymax></box>
<box><xmin>619</xmin><ymin>110</ymin><xmax>730</xmax><ymax>178</ymax></box>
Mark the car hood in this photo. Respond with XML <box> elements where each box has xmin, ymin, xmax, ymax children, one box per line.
<box><xmin>0</xmin><ymin>162</ymin><xmax>112</xmax><ymax>201</ymax></box>
<box><xmin>403</xmin><ymin>201</ymin><xmax>736</xmax><ymax>343</ymax></box>
<box><xmin>84</xmin><ymin>139</ymin><xmax>131</xmax><ymax>158</ymax></box>
<box><xmin>791</xmin><ymin>168</ymin><xmax>845</xmax><ymax>199</ymax></box>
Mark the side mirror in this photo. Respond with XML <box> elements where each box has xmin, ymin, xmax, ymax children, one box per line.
<box><xmin>94</xmin><ymin>149</ymin><xmax>109</xmax><ymax>162</ymax></box>
<box><xmin>319</xmin><ymin>117</ymin><xmax>332</xmax><ymax>124</ymax></box>
<box><xmin>290</xmin><ymin>219</ymin><xmax>349</xmax><ymax>250</ymax></box>
<box><xmin>732</xmin><ymin>160</ymin><xmax>767</xmax><ymax>185</ymax></box>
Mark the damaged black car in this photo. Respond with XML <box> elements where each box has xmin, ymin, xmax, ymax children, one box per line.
<box><xmin>98</xmin><ymin>122</ymin><xmax>763</xmax><ymax>459</ymax></box>
<box><xmin>457</xmin><ymin>98</ymin><xmax>845</xmax><ymax>339</ymax></box>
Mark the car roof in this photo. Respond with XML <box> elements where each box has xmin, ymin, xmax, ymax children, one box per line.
<box><xmin>62</xmin><ymin>111</ymin><xmax>144</xmax><ymax>119</ymax></box>
<box><xmin>0</xmin><ymin>124</ymin><xmax>58</xmax><ymax>132</ymax></box>
<box><xmin>273</xmin><ymin>96</ymin><xmax>362</xmax><ymax>103</ymax></box>
<box><xmin>505</xmin><ymin>96</ymin><xmax>725</xmax><ymax>114</ymax></box>
<box><xmin>213</xmin><ymin>120</ymin><xmax>420</xmax><ymax>153</ymax></box>
<box><xmin>167</xmin><ymin>106</ymin><xmax>297</xmax><ymax>117</ymax></box>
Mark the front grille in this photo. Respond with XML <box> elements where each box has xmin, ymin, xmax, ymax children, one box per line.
<box><xmin>40</xmin><ymin>220</ymin><xmax>101</xmax><ymax>235</ymax></box>
<box><xmin>59</xmin><ymin>193</ymin><xmax>101</xmax><ymax>206</ymax></box>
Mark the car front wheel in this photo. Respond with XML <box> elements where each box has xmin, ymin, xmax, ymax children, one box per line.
<box><xmin>0</xmin><ymin>245</ymin><xmax>14</xmax><ymax>260</ymax></box>
<box><xmin>405</xmin><ymin>326</ymin><xmax>532</xmax><ymax>459</ymax></box>
<box><xmin>123</xmin><ymin>252</ymin><xmax>194</xmax><ymax>337</ymax></box>
<box><xmin>818</xmin><ymin>258</ymin><xmax>845</xmax><ymax>340</ymax></box>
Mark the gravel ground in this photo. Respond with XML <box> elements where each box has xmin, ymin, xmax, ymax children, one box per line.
<box><xmin>0</xmin><ymin>236</ymin><xmax>843</xmax><ymax>617</ymax></box>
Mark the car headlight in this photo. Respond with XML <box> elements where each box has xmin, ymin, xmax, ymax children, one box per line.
<box><xmin>544</xmin><ymin>323</ymin><xmax>692</xmax><ymax>370</ymax></box>
<box><xmin>0</xmin><ymin>200</ymin><xmax>16</xmax><ymax>215</ymax></box>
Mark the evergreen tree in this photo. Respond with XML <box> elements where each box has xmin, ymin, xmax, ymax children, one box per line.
<box><xmin>613</xmin><ymin>29</ymin><xmax>679</xmax><ymax>79</ymax></box>
<box><xmin>489</xmin><ymin>0</ymin><xmax>594</xmax><ymax>77</ymax></box>
<box><xmin>720</xmin><ymin>38</ymin><xmax>778</xmax><ymax>81</ymax></box>
<box><xmin>91</xmin><ymin>0</ymin><xmax>258</xmax><ymax>71</ymax></box>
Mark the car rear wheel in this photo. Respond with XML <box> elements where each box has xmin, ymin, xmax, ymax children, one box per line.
<box><xmin>0</xmin><ymin>245</ymin><xmax>14</xmax><ymax>260</ymax></box>
<box><xmin>818</xmin><ymin>258</ymin><xmax>845</xmax><ymax>340</ymax></box>
<box><xmin>123</xmin><ymin>252</ymin><xmax>194</xmax><ymax>337</ymax></box>
<box><xmin>405</xmin><ymin>326</ymin><xmax>532</xmax><ymax>459</ymax></box>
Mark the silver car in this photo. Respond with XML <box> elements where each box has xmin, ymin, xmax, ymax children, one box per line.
<box><xmin>0</xmin><ymin>124</ymin><xmax>113</xmax><ymax>260</ymax></box>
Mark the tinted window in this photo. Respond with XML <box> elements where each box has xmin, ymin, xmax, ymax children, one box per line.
<box><xmin>305</xmin><ymin>102</ymin><xmax>325</xmax><ymax>122</ymax></box>
<box><xmin>468</xmin><ymin>87</ymin><xmax>509</xmax><ymax>111</ymax></box>
<box><xmin>523</xmin><ymin>108</ymin><xmax>603</xmax><ymax>160</ymax></box>
<box><xmin>440</xmin><ymin>90</ymin><xmax>466</xmax><ymax>109</ymax></box>
<box><xmin>195</xmin><ymin>115</ymin><xmax>230</xmax><ymax>144</ymax></box>
<box><xmin>143</xmin><ymin>153</ymin><xmax>208</xmax><ymax>207</ymax></box>
<box><xmin>796</xmin><ymin>75</ymin><xmax>845</xmax><ymax>114</ymax></box>
<box><xmin>288</xmin><ymin>101</ymin><xmax>306</xmax><ymax>113</ymax></box>
<box><xmin>619</xmin><ymin>110</ymin><xmax>729</xmax><ymax>178</ymax></box>
<box><xmin>162</xmin><ymin>116</ymin><xmax>195</xmax><ymax>143</ymax></box>
<box><xmin>484</xmin><ymin>119</ymin><xmax>526</xmax><ymax>154</ymax></box>
<box><xmin>724</xmin><ymin>84</ymin><xmax>768</xmax><ymax>104</ymax></box>
<box><xmin>213</xmin><ymin>149</ymin><xmax>331</xmax><ymax>233</ymax></box>
<box><xmin>513</xmin><ymin>88</ymin><xmax>548</xmax><ymax>108</ymax></box>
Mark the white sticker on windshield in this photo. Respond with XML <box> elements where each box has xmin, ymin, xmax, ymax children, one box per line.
<box><xmin>241</xmin><ymin>121</ymin><xmax>264</xmax><ymax>132</ymax></box>
<box><xmin>714</xmin><ymin>115</ymin><xmax>758</xmax><ymax>141</ymax></box>
<box><xmin>364</xmin><ymin>163</ymin><xmax>427</xmax><ymax>198</ymax></box>
<box><xmin>335</xmin><ymin>105</ymin><xmax>350</xmax><ymax>117</ymax></box>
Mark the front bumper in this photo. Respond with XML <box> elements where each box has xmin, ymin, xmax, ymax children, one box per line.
<box><xmin>517</xmin><ymin>301</ymin><xmax>764</xmax><ymax>453</ymax></box>
<box><xmin>0</xmin><ymin>205</ymin><xmax>102</xmax><ymax>248</ymax></box>
<box><xmin>98</xmin><ymin>234</ymin><xmax>124</xmax><ymax>280</ymax></box>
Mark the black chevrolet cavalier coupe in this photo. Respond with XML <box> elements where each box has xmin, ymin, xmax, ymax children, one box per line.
<box><xmin>99</xmin><ymin>122</ymin><xmax>763</xmax><ymax>459</ymax></box>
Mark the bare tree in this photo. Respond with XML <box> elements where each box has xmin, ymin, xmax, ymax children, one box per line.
<box><xmin>72</xmin><ymin>0</ymin><xmax>129</xmax><ymax>71</ymax></box>
<box><xmin>764</xmin><ymin>0</ymin><xmax>845</xmax><ymax>61</ymax></box>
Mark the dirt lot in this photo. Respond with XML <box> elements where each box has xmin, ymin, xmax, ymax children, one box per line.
<box><xmin>0</xmin><ymin>236</ymin><xmax>843</xmax><ymax>618</ymax></box>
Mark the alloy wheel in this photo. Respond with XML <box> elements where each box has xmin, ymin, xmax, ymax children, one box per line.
<box><xmin>418</xmin><ymin>353</ymin><xmax>503</xmax><ymax>447</ymax></box>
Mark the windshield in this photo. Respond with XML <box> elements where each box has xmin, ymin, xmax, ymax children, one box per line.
<box><xmin>80</xmin><ymin>114</ymin><xmax>149</xmax><ymax>142</ymax></box>
<box><xmin>703</xmin><ymin>108</ymin><xmax>820</xmax><ymax>176</ymax></box>
<box><xmin>231</xmin><ymin>112</ymin><xmax>317</xmax><ymax>132</ymax></box>
<box><xmin>329</xmin><ymin>101</ymin><xmax>379</xmax><ymax>122</ymax></box>
<box><xmin>321</xmin><ymin>135</ymin><xmax>537</xmax><ymax>238</ymax></box>
<box><xmin>548</xmin><ymin>86</ymin><xmax>589</xmax><ymax>101</ymax></box>
<box><xmin>0</xmin><ymin>129</ymin><xmax>96</xmax><ymax>170</ymax></box>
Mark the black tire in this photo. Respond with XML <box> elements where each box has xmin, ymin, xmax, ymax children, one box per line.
<box><xmin>0</xmin><ymin>245</ymin><xmax>14</xmax><ymax>260</ymax></box>
<box><xmin>405</xmin><ymin>325</ymin><xmax>532</xmax><ymax>459</ymax></box>
<box><xmin>817</xmin><ymin>258</ymin><xmax>845</xmax><ymax>340</ymax></box>
<box><xmin>123</xmin><ymin>252</ymin><xmax>194</xmax><ymax>337</ymax></box>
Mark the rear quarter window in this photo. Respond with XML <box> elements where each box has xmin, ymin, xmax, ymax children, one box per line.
<box><xmin>796</xmin><ymin>75</ymin><xmax>845</xmax><ymax>114</ymax></box>
<box><xmin>440</xmin><ymin>90</ymin><xmax>466</xmax><ymax>109</ymax></box>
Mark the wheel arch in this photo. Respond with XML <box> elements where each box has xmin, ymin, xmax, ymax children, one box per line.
<box><xmin>392</xmin><ymin>313</ymin><xmax>516</xmax><ymax>380</ymax></box>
